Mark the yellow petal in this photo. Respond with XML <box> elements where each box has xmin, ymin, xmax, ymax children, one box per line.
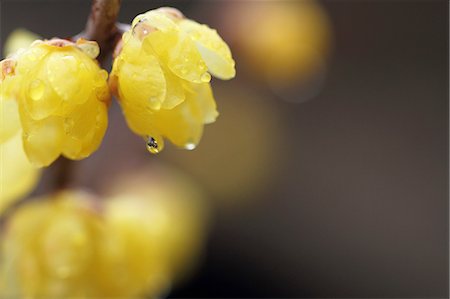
<box><xmin>22</xmin><ymin>116</ymin><xmax>65</xmax><ymax>167</ymax></box>
<box><xmin>162</xmin><ymin>65</ymin><xmax>185</xmax><ymax>109</ymax></box>
<box><xmin>118</xmin><ymin>54</ymin><xmax>166</xmax><ymax>110</ymax></box>
<box><xmin>62</xmin><ymin>97</ymin><xmax>108</xmax><ymax>160</ymax></box>
<box><xmin>46</xmin><ymin>50</ymin><xmax>89</xmax><ymax>104</ymax></box>
<box><xmin>0</xmin><ymin>131</ymin><xmax>40</xmax><ymax>213</ymax></box>
<box><xmin>179</xmin><ymin>19</ymin><xmax>235</xmax><ymax>80</ymax></box>
<box><xmin>153</xmin><ymin>93</ymin><xmax>204</xmax><ymax>149</ymax></box>
<box><xmin>78</xmin><ymin>100</ymin><xmax>108</xmax><ymax>158</ymax></box>
<box><xmin>21</xmin><ymin>73</ymin><xmax>61</xmax><ymax>121</ymax></box>
<box><xmin>168</xmin><ymin>36</ymin><xmax>209</xmax><ymax>84</ymax></box>
<box><xmin>0</xmin><ymin>98</ymin><xmax>21</xmax><ymax>143</ymax></box>
<box><xmin>185</xmin><ymin>82</ymin><xmax>218</xmax><ymax>124</ymax></box>
<box><xmin>132</xmin><ymin>10</ymin><xmax>178</xmax><ymax>32</ymax></box>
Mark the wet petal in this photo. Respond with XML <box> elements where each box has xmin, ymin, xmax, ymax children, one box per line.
<box><xmin>162</xmin><ymin>66</ymin><xmax>185</xmax><ymax>109</ymax></box>
<box><xmin>118</xmin><ymin>55</ymin><xmax>166</xmax><ymax>110</ymax></box>
<box><xmin>179</xmin><ymin>20</ymin><xmax>235</xmax><ymax>80</ymax></box>
<box><xmin>0</xmin><ymin>98</ymin><xmax>21</xmax><ymax>143</ymax></box>
<box><xmin>22</xmin><ymin>116</ymin><xmax>65</xmax><ymax>167</ymax></box>
<box><xmin>0</xmin><ymin>131</ymin><xmax>40</xmax><ymax>213</ymax></box>
<box><xmin>168</xmin><ymin>36</ymin><xmax>209</xmax><ymax>84</ymax></box>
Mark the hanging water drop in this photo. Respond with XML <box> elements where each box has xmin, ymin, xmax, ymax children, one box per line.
<box><xmin>149</xmin><ymin>97</ymin><xmax>162</xmax><ymax>110</ymax></box>
<box><xmin>146</xmin><ymin>136</ymin><xmax>164</xmax><ymax>154</ymax></box>
<box><xmin>184</xmin><ymin>141</ymin><xmax>196</xmax><ymax>150</ymax></box>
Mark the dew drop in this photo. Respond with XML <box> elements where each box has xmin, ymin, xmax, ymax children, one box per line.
<box><xmin>64</xmin><ymin>117</ymin><xmax>75</xmax><ymax>133</ymax></box>
<box><xmin>201</xmin><ymin>73</ymin><xmax>211</xmax><ymax>83</ymax></box>
<box><xmin>149</xmin><ymin>97</ymin><xmax>162</xmax><ymax>110</ymax></box>
<box><xmin>62</xmin><ymin>55</ymin><xmax>78</xmax><ymax>72</ymax></box>
<box><xmin>28</xmin><ymin>79</ymin><xmax>45</xmax><ymax>101</ymax></box>
<box><xmin>184</xmin><ymin>142</ymin><xmax>196</xmax><ymax>150</ymax></box>
<box><xmin>146</xmin><ymin>136</ymin><xmax>164</xmax><ymax>154</ymax></box>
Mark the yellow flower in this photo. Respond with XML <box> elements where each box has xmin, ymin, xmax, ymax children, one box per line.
<box><xmin>0</xmin><ymin>191</ymin><xmax>104</xmax><ymax>298</ymax></box>
<box><xmin>110</xmin><ymin>7</ymin><xmax>235</xmax><ymax>153</ymax></box>
<box><xmin>0</xmin><ymin>183</ymin><xmax>207</xmax><ymax>299</ymax></box>
<box><xmin>3</xmin><ymin>28</ymin><xmax>41</xmax><ymax>57</ymax></box>
<box><xmin>0</xmin><ymin>38</ymin><xmax>110</xmax><ymax>167</ymax></box>
<box><xmin>102</xmin><ymin>167</ymin><xmax>208</xmax><ymax>292</ymax></box>
<box><xmin>221</xmin><ymin>0</ymin><xmax>330</xmax><ymax>87</ymax></box>
<box><xmin>0</xmin><ymin>95</ymin><xmax>40</xmax><ymax>213</ymax></box>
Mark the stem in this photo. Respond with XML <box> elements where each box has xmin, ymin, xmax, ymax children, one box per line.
<box><xmin>56</xmin><ymin>0</ymin><xmax>122</xmax><ymax>190</ymax></box>
<box><xmin>55</xmin><ymin>157</ymin><xmax>74</xmax><ymax>189</ymax></box>
<box><xmin>78</xmin><ymin>0</ymin><xmax>122</xmax><ymax>63</ymax></box>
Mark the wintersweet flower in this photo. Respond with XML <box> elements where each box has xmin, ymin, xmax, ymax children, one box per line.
<box><xmin>0</xmin><ymin>182</ymin><xmax>207</xmax><ymax>299</ymax></box>
<box><xmin>101</xmin><ymin>169</ymin><xmax>208</xmax><ymax>295</ymax></box>
<box><xmin>0</xmin><ymin>191</ymin><xmax>103</xmax><ymax>298</ymax></box>
<box><xmin>110</xmin><ymin>7</ymin><xmax>235</xmax><ymax>153</ymax></box>
<box><xmin>0</xmin><ymin>38</ymin><xmax>110</xmax><ymax>167</ymax></box>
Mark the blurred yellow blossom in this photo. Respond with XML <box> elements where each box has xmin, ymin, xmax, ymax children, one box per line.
<box><xmin>110</xmin><ymin>7</ymin><xmax>235</xmax><ymax>153</ymax></box>
<box><xmin>0</xmin><ymin>178</ymin><xmax>208</xmax><ymax>298</ymax></box>
<box><xmin>0</xmin><ymin>131</ymin><xmax>40</xmax><ymax>214</ymax></box>
<box><xmin>0</xmin><ymin>95</ymin><xmax>40</xmax><ymax>213</ymax></box>
<box><xmin>3</xmin><ymin>28</ymin><xmax>41</xmax><ymax>57</ymax></box>
<box><xmin>0</xmin><ymin>191</ymin><xmax>103</xmax><ymax>298</ymax></box>
<box><xmin>103</xmin><ymin>165</ymin><xmax>209</xmax><ymax>285</ymax></box>
<box><xmin>220</xmin><ymin>0</ymin><xmax>330</xmax><ymax>88</ymax></box>
<box><xmin>0</xmin><ymin>38</ymin><xmax>110</xmax><ymax>167</ymax></box>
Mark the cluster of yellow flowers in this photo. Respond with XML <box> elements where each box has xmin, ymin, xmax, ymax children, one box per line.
<box><xmin>0</xmin><ymin>7</ymin><xmax>235</xmax><ymax>210</ymax></box>
<box><xmin>0</xmin><ymin>177</ymin><xmax>207</xmax><ymax>298</ymax></box>
<box><xmin>0</xmin><ymin>7</ymin><xmax>234</xmax><ymax>296</ymax></box>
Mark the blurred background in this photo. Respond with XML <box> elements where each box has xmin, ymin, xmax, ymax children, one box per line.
<box><xmin>1</xmin><ymin>0</ymin><xmax>448</xmax><ymax>297</ymax></box>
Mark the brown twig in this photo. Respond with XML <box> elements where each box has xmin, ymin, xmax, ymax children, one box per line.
<box><xmin>56</xmin><ymin>0</ymin><xmax>123</xmax><ymax>190</ymax></box>
<box><xmin>76</xmin><ymin>0</ymin><xmax>122</xmax><ymax>63</ymax></box>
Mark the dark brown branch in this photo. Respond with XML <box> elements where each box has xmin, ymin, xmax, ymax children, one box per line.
<box><xmin>77</xmin><ymin>0</ymin><xmax>122</xmax><ymax>62</ymax></box>
<box><xmin>56</xmin><ymin>0</ymin><xmax>123</xmax><ymax>190</ymax></box>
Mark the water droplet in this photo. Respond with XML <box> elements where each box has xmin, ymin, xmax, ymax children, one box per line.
<box><xmin>184</xmin><ymin>142</ymin><xmax>196</xmax><ymax>150</ymax></box>
<box><xmin>64</xmin><ymin>117</ymin><xmax>75</xmax><ymax>133</ymax></box>
<box><xmin>146</xmin><ymin>136</ymin><xmax>164</xmax><ymax>154</ymax></box>
<box><xmin>62</xmin><ymin>55</ymin><xmax>78</xmax><ymax>72</ymax></box>
<box><xmin>201</xmin><ymin>73</ymin><xmax>211</xmax><ymax>83</ymax></box>
<box><xmin>149</xmin><ymin>97</ymin><xmax>161</xmax><ymax>110</ymax></box>
<box><xmin>28</xmin><ymin>79</ymin><xmax>45</xmax><ymax>101</ymax></box>
<box><xmin>99</xmin><ymin>70</ymin><xmax>108</xmax><ymax>81</ymax></box>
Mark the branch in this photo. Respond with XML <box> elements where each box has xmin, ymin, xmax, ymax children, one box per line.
<box><xmin>57</xmin><ymin>0</ymin><xmax>123</xmax><ymax>190</ymax></box>
<box><xmin>76</xmin><ymin>0</ymin><xmax>122</xmax><ymax>62</ymax></box>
